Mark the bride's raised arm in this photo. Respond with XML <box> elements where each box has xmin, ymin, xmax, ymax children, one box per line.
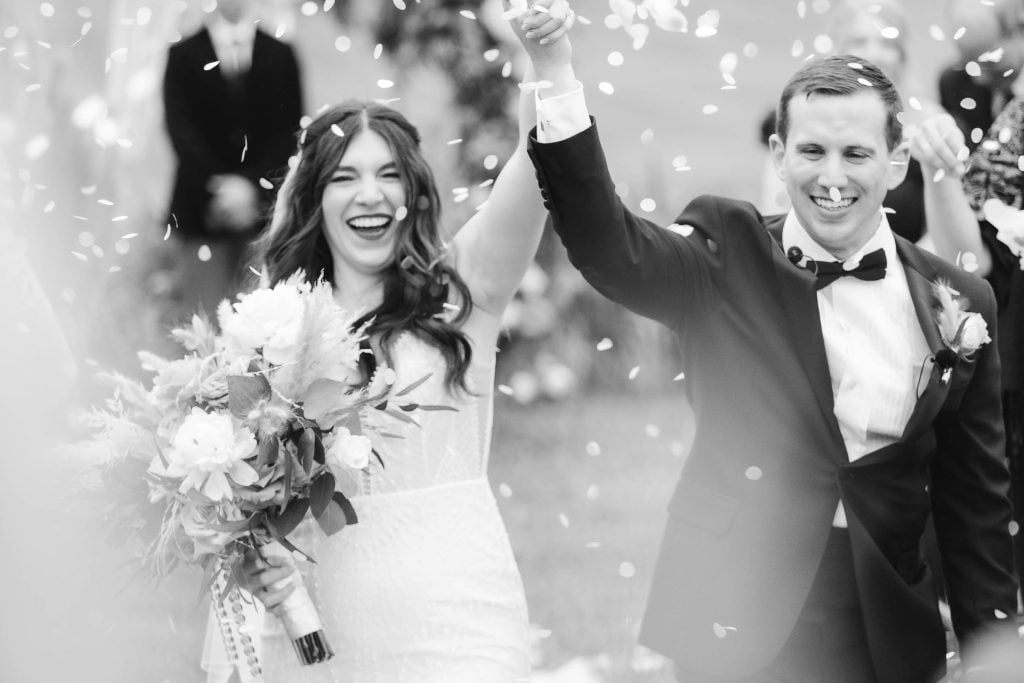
<box><xmin>451</xmin><ymin>0</ymin><xmax>577</xmax><ymax>317</ymax></box>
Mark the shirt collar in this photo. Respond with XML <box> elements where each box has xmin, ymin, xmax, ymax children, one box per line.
<box><xmin>207</xmin><ymin>13</ymin><xmax>257</xmax><ymax>49</ymax></box>
<box><xmin>782</xmin><ymin>208</ymin><xmax>898</xmax><ymax>272</ymax></box>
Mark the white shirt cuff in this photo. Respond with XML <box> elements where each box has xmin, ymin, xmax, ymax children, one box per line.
<box><xmin>535</xmin><ymin>82</ymin><xmax>591</xmax><ymax>143</ymax></box>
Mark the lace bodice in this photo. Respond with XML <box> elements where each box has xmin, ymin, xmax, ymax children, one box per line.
<box><xmin>336</xmin><ymin>332</ymin><xmax>495</xmax><ymax>497</ymax></box>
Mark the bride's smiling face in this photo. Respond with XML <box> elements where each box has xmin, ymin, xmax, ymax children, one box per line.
<box><xmin>320</xmin><ymin>129</ymin><xmax>407</xmax><ymax>279</ymax></box>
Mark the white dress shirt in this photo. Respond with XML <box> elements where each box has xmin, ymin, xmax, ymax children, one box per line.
<box><xmin>784</xmin><ymin>213</ymin><xmax>931</xmax><ymax>525</ymax></box>
<box><xmin>535</xmin><ymin>87</ymin><xmax>933</xmax><ymax>527</ymax></box>
<box><xmin>208</xmin><ymin>14</ymin><xmax>256</xmax><ymax>76</ymax></box>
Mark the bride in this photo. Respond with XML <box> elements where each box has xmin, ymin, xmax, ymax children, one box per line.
<box><xmin>218</xmin><ymin>3</ymin><xmax>577</xmax><ymax>681</ymax></box>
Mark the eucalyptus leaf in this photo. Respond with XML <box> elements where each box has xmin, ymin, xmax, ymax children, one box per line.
<box><xmin>301</xmin><ymin>378</ymin><xmax>351</xmax><ymax>422</ymax></box>
<box><xmin>310</xmin><ymin>472</ymin><xmax>336</xmax><ymax>518</ymax></box>
<box><xmin>227</xmin><ymin>374</ymin><xmax>271</xmax><ymax>420</ymax></box>
<box><xmin>334</xmin><ymin>491</ymin><xmax>358</xmax><ymax>525</ymax></box>
<box><xmin>416</xmin><ymin>404</ymin><xmax>458</xmax><ymax>412</ymax></box>
<box><xmin>298</xmin><ymin>428</ymin><xmax>315</xmax><ymax>474</ymax></box>
<box><xmin>393</xmin><ymin>372</ymin><xmax>433</xmax><ymax>397</ymax></box>
<box><xmin>256</xmin><ymin>434</ymin><xmax>279</xmax><ymax>469</ymax></box>
<box><xmin>266</xmin><ymin>497</ymin><xmax>309</xmax><ymax>538</ymax></box>
<box><xmin>315</xmin><ymin>495</ymin><xmax>350</xmax><ymax>537</ymax></box>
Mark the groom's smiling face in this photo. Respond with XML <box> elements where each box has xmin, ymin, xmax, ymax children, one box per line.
<box><xmin>769</xmin><ymin>90</ymin><xmax>909</xmax><ymax>260</ymax></box>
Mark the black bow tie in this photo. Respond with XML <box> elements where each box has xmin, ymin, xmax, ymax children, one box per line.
<box><xmin>808</xmin><ymin>248</ymin><xmax>887</xmax><ymax>290</ymax></box>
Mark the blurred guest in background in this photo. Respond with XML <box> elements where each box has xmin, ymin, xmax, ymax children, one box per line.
<box><xmin>921</xmin><ymin>88</ymin><xmax>1024</xmax><ymax>613</ymax></box>
<box><xmin>163</xmin><ymin>0</ymin><xmax>303</xmax><ymax>316</ymax></box>
<box><xmin>939</xmin><ymin>0</ymin><xmax>1024</xmax><ymax>152</ymax></box>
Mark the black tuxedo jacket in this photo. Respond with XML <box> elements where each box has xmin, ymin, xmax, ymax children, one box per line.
<box><xmin>163</xmin><ymin>27</ymin><xmax>302</xmax><ymax>238</ymax></box>
<box><xmin>528</xmin><ymin>123</ymin><xmax>1019</xmax><ymax>682</ymax></box>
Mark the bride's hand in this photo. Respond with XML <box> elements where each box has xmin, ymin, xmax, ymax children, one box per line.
<box><xmin>237</xmin><ymin>549</ymin><xmax>299</xmax><ymax>614</ymax></box>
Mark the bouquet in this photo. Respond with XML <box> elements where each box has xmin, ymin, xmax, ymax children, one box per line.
<box><xmin>83</xmin><ymin>272</ymin><xmax>434</xmax><ymax>676</ymax></box>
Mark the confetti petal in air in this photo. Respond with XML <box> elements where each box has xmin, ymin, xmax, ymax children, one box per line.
<box><xmin>674</xmin><ymin>371</ymin><xmax>686</xmax><ymax>381</ymax></box>
<box><xmin>596</xmin><ymin>338</ymin><xmax>614</xmax><ymax>351</ymax></box>
<box><xmin>204</xmin><ymin>60</ymin><xmax>220</xmax><ymax>71</ymax></box>
<box><xmin>586</xmin><ymin>441</ymin><xmax>601</xmax><ymax>456</ymax></box>
<box><xmin>713</xmin><ymin>623</ymin><xmax>737</xmax><ymax>638</ymax></box>
<box><xmin>619</xmin><ymin>562</ymin><xmax>636</xmax><ymax>578</ymax></box>
<box><xmin>929</xmin><ymin>25</ymin><xmax>944</xmax><ymax>41</ymax></box>
<box><xmin>374</xmin><ymin>43</ymin><xmax>383</xmax><ymax>60</ymax></box>
<box><xmin>330</xmin><ymin>124</ymin><xmax>344</xmax><ymax>137</ymax></box>
<box><xmin>797</xmin><ymin>1</ymin><xmax>807</xmax><ymax>19</ymax></box>
<box><xmin>829</xmin><ymin>186</ymin><xmax>842</xmax><ymax>202</ymax></box>
<box><xmin>459</xmin><ymin>10</ymin><xmax>477</xmax><ymax>20</ymax></box>
<box><xmin>395</xmin><ymin>206</ymin><xmax>408</xmax><ymax>221</ymax></box>
<box><xmin>640</xmin><ymin>198</ymin><xmax>657</xmax><ymax>212</ymax></box>
<box><xmin>497</xmin><ymin>384</ymin><xmax>514</xmax><ymax>396</ymax></box>
<box><xmin>559</xmin><ymin>513</ymin><xmax>570</xmax><ymax>528</ymax></box>
<box><xmin>258</xmin><ymin>177</ymin><xmax>273</xmax><ymax>190</ymax></box>
<box><xmin>702</xmin><ymin>104</ymin><xmax>718</xmax><ymax>114</ymax></box>
<box><xmin>960</xmin><ymin>97</ymin><xmax>977</xmax><ymax>111</ymax></box>
<box><xmin>980</xmin><ymin>47</ymin><xmax>1005</xmax><ymax>63</ymax></box>
<box><xmin>334</xmin><ymin>36</ymin><xmax>351</xmax><ymax>52</ymax></box>
<box><xmin>628</xmin><ymin>366</ymin><xmax>640</xmax><ymax>380</ymax></box>
<box><xmin>393</xmin><ymin>0</ymin><xmax>407</xmax><ymax>9</ymax></box>
<box><xmin>695</xmin><ymin>10</ymin><xmax>720</xmax><ymax>38</ymax></box>
<box><xmin>483</xmin><ymin>48</ymin><xmax>500</xmax><ymax>62</ymax></box>
<box><xmin>953</xmin><ymin>26</ymin><xmax>966</xmax><ymax>41</ymax></box>
<box><xmin>932</xmin><ymin>169</ymin><xmax>945</xmax><ymax>183</ymax></box>
<box><xmin>324</xmin><ymin>0</ymin><xmax>336</xmax><ymax>10</ymax></box>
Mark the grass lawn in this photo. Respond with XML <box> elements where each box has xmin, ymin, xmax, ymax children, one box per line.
<box><xmin>491</xmin><ymin>390</ymin><xmax>694</xmax><ymax>678</ymax></box>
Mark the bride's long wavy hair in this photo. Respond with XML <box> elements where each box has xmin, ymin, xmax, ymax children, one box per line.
<box><xmin>255</xmin><ymin>100</ymin><xmax>473</xmax><ymax>391</ymax></box>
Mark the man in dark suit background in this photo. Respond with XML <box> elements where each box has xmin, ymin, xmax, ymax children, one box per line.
<box><xmin>163</xmin><ymin>0</ymin><xmax>302</xmax><ymax>315</ymax></box>
<box><xmin>512</xmin><ymin>4</ymin><xmax>1020</xmax><ymax>681</ymax></box>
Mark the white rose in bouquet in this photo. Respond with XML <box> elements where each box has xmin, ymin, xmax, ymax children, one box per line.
<box><xmin>219</xmin><ymin>278</ymin><xmax>310</xmax><ymax>366</ymax></box>
<box><xmin>326</xmin><ymin>427</ymin><xmax>373</xmax><ymax>470</ymax></box>
<box><xmin>165</xmin><ymin>407</ymin><xmax>259</xmax><ymax>500</ymax></box>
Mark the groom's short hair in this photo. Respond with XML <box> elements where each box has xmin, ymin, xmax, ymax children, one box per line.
<box><xmin>775</xmin><ymin>54</ymin><xmax>904</xmax><ymax>151</ymax></box>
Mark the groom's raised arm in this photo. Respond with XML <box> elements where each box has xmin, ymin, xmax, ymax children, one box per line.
<box><xmin>524</xmin><ymin>56</ymin><xmax>720</xmax><ymax>328</ymax></box>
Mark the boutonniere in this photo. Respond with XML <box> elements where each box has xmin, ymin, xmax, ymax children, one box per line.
<box><xmin>932</xmin><ymin>279</ymin><xmax>991</xmax><ymax>384</ymax></box>
<box><xmin>981</xmin><ymin>198</ymin><xmax>1024</xmax><ymax>270</ymax></box>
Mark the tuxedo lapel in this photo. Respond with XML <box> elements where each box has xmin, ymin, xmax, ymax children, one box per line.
<box><xmin>765</xmin><ymin>218</ymin><xmax>847</xmax><ymax>457</ymax></box>
<box><xmin>894</xmin><ymin>237</ymin><xmax>952</xmax><ymax>440</ymax></box>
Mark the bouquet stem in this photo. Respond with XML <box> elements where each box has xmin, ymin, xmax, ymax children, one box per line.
<box><xmin>259</xmin><ymin>540</ymin><xmax>334</xmax><ymax>665</ymax></box>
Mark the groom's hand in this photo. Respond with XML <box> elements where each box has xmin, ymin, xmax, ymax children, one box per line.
<box><xmin>504</xmin><ymin>0</ymin><xmax>575</xmax><ymax>83</ymax></box>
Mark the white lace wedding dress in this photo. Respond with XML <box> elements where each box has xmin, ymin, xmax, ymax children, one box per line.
<box><xmin>247</xmin><ymin>332</ymin><xmax>530</xmax><ymax>682</ymax></box>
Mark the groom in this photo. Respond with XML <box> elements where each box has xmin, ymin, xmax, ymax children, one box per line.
<box><xmin>517</xmin><ymin>12</ymin><xmax>1020</xmax><ymax>683</ymax></box>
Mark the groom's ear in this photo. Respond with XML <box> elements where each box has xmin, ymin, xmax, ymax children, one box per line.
<box><xmin>768</xmin><ymin>134</ymin><xmax>786</xmax><ymax>180</ymax></box>
<box><xmin>887</xmin><ymin>141</ymin><xmax>910</xmax><ymax>190</ymax></box>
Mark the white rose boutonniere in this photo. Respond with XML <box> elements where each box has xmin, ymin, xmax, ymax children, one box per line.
<box><xmin>932</xmin><ymin>279</ymin><xmax>992</xmax><ymax>384</ymax></box>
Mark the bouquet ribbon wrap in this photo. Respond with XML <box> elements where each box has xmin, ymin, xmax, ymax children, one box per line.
<box><xmin>258</xmin><ymin>540</ymin><xmax>335</xmax><ymax>665</ymax></box>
